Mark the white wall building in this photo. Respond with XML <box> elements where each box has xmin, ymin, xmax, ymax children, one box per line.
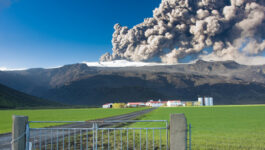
<box><xmin>146</xmin><ymin>100</ymin><xmax>165</xmax><ymax>107</ymax></box>
<box><xmin>167</xmin><ymin>100</ymin><xmax>182</xmax><ymax>107</ymax></box>
<box><xmin>127</xmin><ymin>102</ymin><xmax>145</xmax><ymax>107</ymax></box>
<box><xmin>102</xmin><ymin>103</ymin><xmax>113</xmax><ymax>108</ymax></box>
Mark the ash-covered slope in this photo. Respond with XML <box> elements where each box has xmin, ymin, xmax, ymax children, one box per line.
<box><xmin>0</xmin><ymin>60</ymin><xmax>265</xmax><ymax>105</ymax></box>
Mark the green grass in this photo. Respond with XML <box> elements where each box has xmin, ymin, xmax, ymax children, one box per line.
<box><xmin>0</xmin><ymin>107</ymin><xmax>147</xmax><ymax>134</ymax></box>
<box><xmin>2</xmin><ymin>105</ymin><xmax>265</xmax><ymax>149</ymax></box>
<box><xmin>129</xmin><ymin>105</ymin><xmax>265</xmax><ymax>150</ymax></box>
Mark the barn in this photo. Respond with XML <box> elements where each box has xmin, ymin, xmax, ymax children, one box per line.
<box><xmin>102</xmin><ymin>103</ymin><xmax>113</xmax><ymax>108</ymax></box>
<box><xmin>127</xmin><ymin>102</ymin><xmax>145</xmax><ymax>107</ymax></box>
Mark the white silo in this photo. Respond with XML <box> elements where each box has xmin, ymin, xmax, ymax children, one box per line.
<box><xmin>209</xmin><ymin>97</ymin><xmax>213</xmax><ymax>106</ymax></box>
<box><xmin>204</xmin><ymin>97</ymin><xmax>209</xmax><ymax>106</ymax></box>
<box><xmin>198</xmin><ymin>97</ymin><xmax>203</xmax><ymax>106</ymax></box>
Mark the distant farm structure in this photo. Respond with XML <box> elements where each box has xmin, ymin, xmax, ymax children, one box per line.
<box><xmin>102</xmin><ymin>97</ymin><xmax>214</xmax><ymax>108</ymax></box>
<box><xmin>198</xmin><ymin>97</ymin><xmax>214</xmax><ymax>106</ymax></box>
<box><xmin>102</xmin><ymin>103</ymin><xmax>113</xmax><ymax>108</ymax></box>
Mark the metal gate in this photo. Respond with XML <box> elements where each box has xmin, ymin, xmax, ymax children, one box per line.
<box><xmin>25</xmin><ymin>120</ymin><xmax>169</xmax><ymax>150</ymax></box>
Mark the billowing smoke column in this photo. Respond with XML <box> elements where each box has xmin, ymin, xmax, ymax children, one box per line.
<box><xmin>100</xmin><ymin>0</ymin><xmax>265</xmax><ymax>64</ymax></box>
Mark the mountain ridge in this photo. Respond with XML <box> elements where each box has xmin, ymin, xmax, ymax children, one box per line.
<box><xmin>0</xmin><ymin>60</ymin><xmax>264</xmax><ymax>105</ymax></box>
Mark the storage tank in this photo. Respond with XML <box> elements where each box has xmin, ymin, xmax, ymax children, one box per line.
<box><xmin>198</xmin><ymin>97</ymin><xmax>203</xmax><ymax>106</ymax></box>
<box><xmin>204</xmin><ymin>97</ymin><xmax>209</xmax><ymax>106</ymax></box>
<box><xmin>209</xmin><ymin>97</ymin><xmax>213</xmax><ymax>106</ymax></box>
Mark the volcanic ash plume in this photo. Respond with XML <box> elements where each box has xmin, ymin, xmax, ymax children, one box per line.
<box><xmin>100</xmin><ymin>0</ymin><xmax>265</xmax><ymax>65</ymax></box>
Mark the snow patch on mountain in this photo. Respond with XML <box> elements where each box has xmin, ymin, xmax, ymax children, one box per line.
<box><xmin>83</xmin><ymin>60</ymin><xmax>171</xmax><ymax>67</ymax></box>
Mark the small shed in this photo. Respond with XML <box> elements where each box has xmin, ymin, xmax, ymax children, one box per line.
<box><xmin>102</xmin><ymin>103</ymin><xmax>113</xmax><ymax>108</ymax></box>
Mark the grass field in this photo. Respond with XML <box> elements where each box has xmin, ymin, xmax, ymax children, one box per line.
<box><xmin>0</xmin><ymin>107</ymin><xmax>147</xmax><ymax>134</ymax></box>
<box><xmin>1</xmin><ymin>106</ymin><xmax>265</xmax><ymax>149</ymax></box>
<box><xmin>129</xmin><ymin>105</ymin><xmax>265</xmax><ymax>150</ymax></box>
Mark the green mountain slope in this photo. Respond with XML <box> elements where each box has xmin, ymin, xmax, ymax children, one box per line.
<box><xmin>0</xmin><ymin>83</ymin><xmax>60</xmax><ymax>108</ymax></box>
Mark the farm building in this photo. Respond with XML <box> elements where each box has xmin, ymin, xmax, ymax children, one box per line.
<box><xmin>127</xmin><ymin>102</ymin><xmax>145</xmax><ymax>107</ymax></box>
<box><xmin>193</xmin><ymin>101</ymin><xmax>201</xmax><ymax>106</ymax></box>
<box><xmin>146</xmin><ymin>100</ymin><xmax>166</xmax><ymax>107</ymax></box>
<box><xmin>113</xmin><ymin>103</ymin><xmax>126</xmax><ymax>108</ymax></box>
<box><xmin>103</xmin><ymin>97</ymin><xmax>213</xmax><ymax>108</ymax></box>
<box><xmin>167</xmin><ymin>100</ymin><xmax>182</xmax><ymax>107</ymax></box>
<box><xmin>181</xmin><ymin>101</ymin><xmax>198</xmax><ymax>106</ymax></box>
<box><xmin>185</xmin><ymin>101</ymin><xmax>193</xmax><ymax>106</ymax></box>
<box><xmin>102</xmin><ymin>103</ymin><xmax>113</xmax><ymax>108</ymax></box>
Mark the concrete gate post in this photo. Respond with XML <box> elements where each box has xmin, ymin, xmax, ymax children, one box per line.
<box><xmin>12</xmin><ymin>115</ymin><xmax>28</xmax><ymax>150</ymax></box>
<box><xmin>170</xmin><ymin>114</ymin><xmax>187</xmax><ymax>150</ymax></box>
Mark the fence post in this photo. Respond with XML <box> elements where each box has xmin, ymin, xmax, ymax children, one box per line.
<box><xmin>12</xmin><ymin>115</ymin><xmax>28</xmax><ymax>150</ymax></box>
<box><xmin>170</xmin><ymin>114</ymin><xmax>187</xmax><ymax>150</ymax></box>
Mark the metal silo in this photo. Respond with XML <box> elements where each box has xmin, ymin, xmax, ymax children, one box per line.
<box><xmin>205</xmin><ymin>97</ymin><xmax>209</xmax><ymax>106</ymax></box>
<box><xmin>209</xmin><ymin>97</ymin><xmax>213</xmax><ymax>106</ymax></box>
<box><xmin>198</xmin><ymin>97</ymin><xmax>203</xmax><ymax>106</ymax></box>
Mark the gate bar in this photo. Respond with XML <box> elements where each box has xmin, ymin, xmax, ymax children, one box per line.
<box><xmin>29</xmin><ymin>120</ymin><xmax>167</xmax><ymax>123</ymax></box>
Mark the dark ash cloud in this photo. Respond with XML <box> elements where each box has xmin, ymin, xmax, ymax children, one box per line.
<box><xmin>100</xmin><ymin>0</ymin><xmax>265</xmax><ymax>65</ymax></box>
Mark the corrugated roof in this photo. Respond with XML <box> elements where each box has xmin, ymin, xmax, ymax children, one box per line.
<box><xmin>127</xmin><ymin>102</ymin><xmax>145</xmax><ymax>105</ymax></box>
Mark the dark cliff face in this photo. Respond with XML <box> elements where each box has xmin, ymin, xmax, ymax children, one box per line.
<box><xmin>0</xmin><ymin>60</ymin><xmax>265</xmax><ymax>105</ymax></box>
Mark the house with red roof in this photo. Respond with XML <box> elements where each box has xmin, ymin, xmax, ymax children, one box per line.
<box><xmin>167</xmin><ymin>100</ymin><xmax>182</xmax><ymax>107</ymax></box>
<box><xmin>146</xmin><ymin>100</ymin><xmax>166</xmax><ymax>107</ymax></box>
<box><xmin>127</xmin><ymin>102</ymin><xmax>146</xmax><ymax>107</ymax></box>
<box><xmin>102</xmin><ymin>103</ymin><xmax>113</xmax><ymax>108</ymax></box>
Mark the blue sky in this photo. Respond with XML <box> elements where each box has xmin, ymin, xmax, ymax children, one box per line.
<box><xmin>0</xmin><ymin>0</ymin><xmax>160</xmax><ymax>69</ymax></box>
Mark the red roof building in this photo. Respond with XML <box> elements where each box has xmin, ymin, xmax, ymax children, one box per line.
<box><xmin>102</xmin><ymin>103</ymin><xmax>113</xmax><ymax>108</ymax></box>
<box><xmin>146</xmin><ymin>100</ymin><xmax>166</xmax><ymax>107</ymax></box>
<box><xmin>127</xmin><ymin>102</ymin><xmax>145</xmax><ymax>107</ymax></box>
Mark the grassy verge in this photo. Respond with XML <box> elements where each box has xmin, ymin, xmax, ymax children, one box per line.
<box><xmin>0</xmin><ymin>107</ymin><xmax>148</xmax><ymax>134</ymax></box>
<box><xmin>128</xmin><ymin>105</ymin><xmax>265</xmax><ymax>150</ymax></box>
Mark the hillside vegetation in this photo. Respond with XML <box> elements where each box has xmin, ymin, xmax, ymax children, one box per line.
<box><xmin>0</xmin><ymin>83</ymin><xmax>60</xmax><ymax>108</ymax></box>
